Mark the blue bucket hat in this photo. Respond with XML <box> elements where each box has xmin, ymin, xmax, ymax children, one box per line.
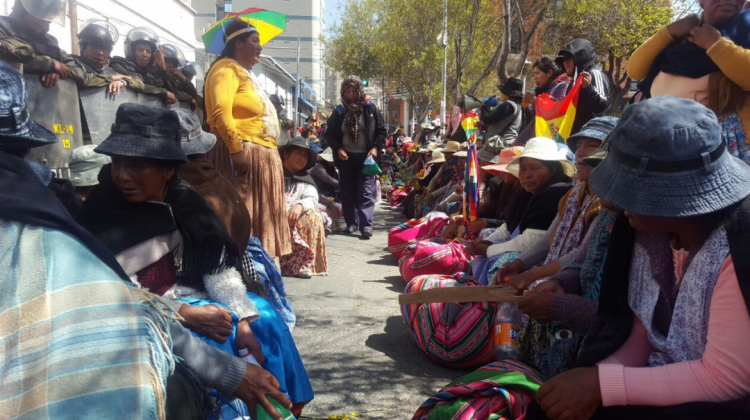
<box><xmin>95</xmin><ymin>103</ymin><xmax>188</xmax><ymax>162</ymax></box>
<box><xmin>0</xmin><ymin>60</ymin><xmax>57</xmax><ymax>151</ymax></box>
<box><xmin>566</xmin><ymin>116</ymin><xmax>619</xmax><ymax>152</ymax></box>
<box><xmin>590</xmin><ymin>96</ymin><xmax>750</xmax><ymax>217</ymax></box>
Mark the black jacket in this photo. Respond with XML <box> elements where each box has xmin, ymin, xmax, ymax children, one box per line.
<box><xmin>558</xmin><ymin>39</ymin><xmax>611</xmax><ymax>134</ymax></box>
<box><xmin>325</xmin><ymin>102</ymin><xmax>387</xmax><ymax>165</ymax></box>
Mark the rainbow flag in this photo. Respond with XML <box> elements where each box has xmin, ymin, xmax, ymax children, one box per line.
<box><xmin>535</xmin><ymin>76</ymin><xmax>582</xmax><ymax>143</ymax></box>
<box><xmin>463</xmin><ymin>134</ymin><xmax>480</xmax><ymax>234</ymax></box>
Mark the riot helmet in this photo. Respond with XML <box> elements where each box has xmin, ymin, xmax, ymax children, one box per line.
<box><xmin>162</xmin><ymin>43</ymin><xmax>186</xmax><ymax>69</ymax></box>
<box><xmin>270</xmin><ymin>94</ymin><xmax>285</xmax><ymax>108</ymax></box>
<box><xmin>124</xmin><ymin>26</ymin><xmax>159</xmax><ymax>63</ymax></box>
<box><xmin>78</xmin><ymin>20</ymin><xmax>118</xmax><ymax>51</ymax></box>
<box><xmin>181</xmin><ymin>61</ymin><xmax>203</xmax><ymax>80</ymax></box>
<box><xmin>19</xmin><ymin>0</ymin><xmax>67</xmax><ymax>26</ymax></box>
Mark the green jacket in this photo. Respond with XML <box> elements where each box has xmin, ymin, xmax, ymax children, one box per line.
<box><xmin>0</xmin><ymin>14</ymin><xmax>64</xmax><ymax>74</ymax></box>
<box><xmin>110</xmin><ymin>56</ymin><xmax>193</xmax><ymax>102</ymax></box>
<box><xmin>65</xmin><ymin>55</ymin><xmax>146</xmax><ymax>92</ymax></box>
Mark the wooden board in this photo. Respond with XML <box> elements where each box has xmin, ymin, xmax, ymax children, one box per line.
<box><xmin>398</xmin><ymin>285</ymin><xmax>523</xmax><ymax>305</ymax></box>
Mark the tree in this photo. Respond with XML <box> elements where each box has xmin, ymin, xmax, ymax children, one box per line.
<box><xmin>547</xmin><ymin>0</ymin><xmax>673</xmax><ymax>111</ymax></box>
<box><xmin>324</xmin><ymin>0</ymin><xmax>385</xmax><ymax>81</ymax></box>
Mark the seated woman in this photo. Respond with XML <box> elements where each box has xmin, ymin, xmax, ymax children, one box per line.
<box><xmin>492</xmin><ymin>117</ymin><xmax>619</xmax><ymax>291</ymax></box>
<box><xmin>532</xmin><ymin>96</ymin><xmax>750</xmax><ymax>420</ymax></box>
<box><xmin>109</xmin><ymin>26</ymin><xmax>190</xmax><ymax>106</ymax></box>
<box><xmin>77</xmin><ymin>104</ymin><xmax>313</xmax><ymax>413</ymax></box>
<box><xmin>627</xmin><ymin>1</ymin><xmax>750</xmax><ymax>163</ymax></box>
<box><xmin>279</xmin><ymin>137</ymin><xmax>328</xmax><ymax>279</ymax></box>
<box><xmin>465</xmin><ymin>137</ymin><xmax>575</xmax><ymax>285</ymax></box>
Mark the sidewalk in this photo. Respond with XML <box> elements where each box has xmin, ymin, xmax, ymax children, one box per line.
<box><xmin>284</xmin><ymin>203</ymin><xmax>468</xmax><ymax>419</ymax></box>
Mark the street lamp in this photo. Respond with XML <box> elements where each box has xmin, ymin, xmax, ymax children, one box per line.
<box><xmin>438</xmin><ymin>0</ymin><xmax>448</xmax><ymax>137</ymax></box>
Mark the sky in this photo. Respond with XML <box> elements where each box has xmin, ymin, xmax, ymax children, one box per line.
<box><xmin>323</xmin><ymin>0</ymin><xmax>345</xmax><ymax>35</ymax></box>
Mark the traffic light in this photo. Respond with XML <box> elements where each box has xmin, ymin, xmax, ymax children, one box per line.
<box><xmin>362</xmin><ymin>79</ymin><xmax>369</xmax><ymax>87</ymax></box>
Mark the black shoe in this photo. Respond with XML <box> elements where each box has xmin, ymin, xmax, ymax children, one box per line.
<box><xmin>345</xmin><ymin>225</ymin><xmax>358</xmax><ymax>235</ymax></box>
<box><xmin>361</xmin><ymin>229</ymin><xmax>373</xmax><ymax>239</ymax></box>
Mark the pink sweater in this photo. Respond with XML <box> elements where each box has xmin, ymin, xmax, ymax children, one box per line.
<box><xmin>598</xmin><ymin>256</ymin><xmax>750</xmax><ymax>407</ymax></box>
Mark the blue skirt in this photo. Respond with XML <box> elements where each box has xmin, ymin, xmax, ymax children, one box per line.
<box><xmin>180</xmin><ymin>293</ymin><xmax>314</xmax><ymax>405</ymax></box>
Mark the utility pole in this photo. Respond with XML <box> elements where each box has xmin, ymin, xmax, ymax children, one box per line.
<box><xmin>293</xmin><ymin>36</ymin><xmax>301</xmax><ymax>132</ymax></box>
<box><xmin>440</xmin><ymin>0</ymin><xmax>448</xmax><ymax>137</ymax></box>
<box><xmin>69</xmin><ymin>0</ymin><xmax>79</xmax><ymax>55</ymax></box>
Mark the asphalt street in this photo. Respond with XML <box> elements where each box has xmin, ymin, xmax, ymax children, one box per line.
<box><xmin>284</xmin><ymin>203</ymin><xmax>469</xmax><ymax>419</ymax></box>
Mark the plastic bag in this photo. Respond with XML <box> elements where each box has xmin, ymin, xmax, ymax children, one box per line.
<box><xmin>362</xmin><ymin>155</ymin><xmax>383</xmax><ymax>176</ymax></box>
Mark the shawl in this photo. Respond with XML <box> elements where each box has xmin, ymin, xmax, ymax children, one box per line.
<box><xmin>544</xmin><ymin>182</ymin><xmax>600</xmax><ymax>264</ymax></box>
<box><xmin>284</xmin><ymin>168</ymin><xmax>316</xmax><ymax>190</ymax></box>
<box><xmin>340</xmin><ymin>76</ymin><xmax>366</xmax><ymax>143</ymax></box>
<box><xmin>78</xmin><ymin>165</ymin><xmax>241</xmax><ymax>287</ymax></box>
<box><xmin>0</xmin><ymin>152</ymin><xmax>175</xmax><ymax>419</ymax></box>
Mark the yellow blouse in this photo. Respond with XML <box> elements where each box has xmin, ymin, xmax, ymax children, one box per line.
<box><xmin>205</xmin><ymin>58</ymin><xmax>279</xmax><ymax>153</ymax></box>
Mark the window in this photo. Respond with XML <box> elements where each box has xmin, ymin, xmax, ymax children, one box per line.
<box><xmin>224</xmin><ymin>0</ymin><xmax>232</xmax><ymax>13</ymax></box>
<box><xmin>630</xmin><ymin>79</ymin><xmax>639</xmax><ymax>92</ymax></box>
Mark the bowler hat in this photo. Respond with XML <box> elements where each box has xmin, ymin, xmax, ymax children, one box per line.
<box><xmin>590</xmin><ymin>96</ymin><xmax>750</xmax><ymax>217</ymax></box>
<box><xmin>278</xmin><ymin>136</ymin><xmax>316</xmax><ymax>171</ymax></box>
<box><xmin>566</xmin><ymin>116</ymin><xmax>619</xmax><ymax>152</ymax></box>
<box><xmin>498</xmin><ymin>78</ymin><xmax>524</xmax><ymax>98</ymax></box>
<box><xmin>0</xmin><ymin>60</ymin><xmax>57</xmax><ymax>151</ymax></box>
<box><xmin>96</xmin><ymin>103</ymin><xmax>188</xmax><ymax>162</ymax></box>
<box><xmin>174</xmin><ymin>108</ymin><xmax>217</xmax><ymax>156</ymax></box>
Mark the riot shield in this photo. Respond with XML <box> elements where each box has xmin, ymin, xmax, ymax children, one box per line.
<box><xmin>79</xmin><ymin>87</ymin><xmax>138</xmax><ymax>145</ymax></box>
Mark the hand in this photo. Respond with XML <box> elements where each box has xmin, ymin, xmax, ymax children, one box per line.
<box><xmin>425</xmin><ymin>195</ymin><xmax>436</xmax><ymax>206</ymax></box>
<box><xmin>165</xmin><ymin>91</ymin><xmax>177</xmax><ymax>104</ymax></box>
<box><xmin>154</xmin><ymin>45</ymin><xmax>167</xmax><ymax>70</ymax></box>
<box><xmin>236</xmin><ymin>319</ymin><xmax>265</xmax><ymax>365</ymax></box>
<box><xmin>518</xmin><ymin>291</ymin><xmax>555</xmax><ymax>323</ymax></box>
<box><xmin>688</xmin><ymin>23</ymin><xmax>722</xmax><ymax>50</ymax></box>
<box><xmin>190</xmin><ymin>99</ymin><xmax>198</xmax><ymax>111</ymax></box>
<box><xmin>450</xmin><ymin>214</ymin><xmax>464</xmax><ymax>224</ymax></box>
<box><xmin>107</xmin><ymin>80</ymin><xmax>126</xmax><ymax>95</ymax></box>
<box><xmin>338</xmin><ymin>149</ymin><xmax>349</xmax><ymax>161</ymax></box>
<box><xmin>52</xmin><ymin>59</ymin><xmax>71</xmax><ymax>79</ymax></box>
<box><xmin>536</xmin><ymin>367</ymin><xmax>601</xmax><ymax>420</ymax></box>
<box><xmin>453</xmin><ymin>184</ymin><xmax>464</xmax><ymax>195</ymax></box>
<box><xmin>667</xmin><ymin>14</ymin><xmax>700</xmax><ymax>39</ymax></box>
<box><xmin>580</xmin><ymin>71</ymin><xmax>592</xmax><ymax>89</ymax></box>
<box><xmin>368</xmin><ymin>147</ymin><xmax>379</xmax><ymax>158</ymax></box>
<box><xmin>232</xmin><ymin>149</ymin><xmax>250</xmax><ymax>176</ymax></box>
<box><xmin>169</xmin><ymin>67</ymin><xmax>188</xmax><ymax>82</ymax></box>
<box><xmin>439</xmin><ymin>223</ymin><xmax>457</xmax><ymax>241</ymax></box>
<box><xmin>178</xmin><ymin>304</ymin><xmax>233</xmax><ymax>343</ymax></box>
<box><xmin>468</xmin><ymin>219</ymin><xmax>487</xmax><ymax>233</ymax></box>
<box><xmin>534</xmin><ymin>278</ymin><xmax>565</xmax><ymax>294</ymax></box>
<box><xmin>110</xmin><ymin>74</ymin><xmax>131</xmax><ymax>83</ymax></box>
<box><xmin>40</xmin><ymin>72</ymin><xmax>60</xmax><ymax>88</ymax></box>
<box><xmin>493</xmin><ymin>259</ymin><xmax>525</xmax><ymax>285</ymax></box>
<box><xmin>234</xmin><ymin>363</ymin><xmax>293</xmax><ymax>420</ymax></box>
<box><xmin>508</xmin><ymin>271</ymin><xmax>539</xmax><ymax>292</ymax></box>
<box><xmin>523</xmin><ymin>91</ymin><xmax>536</xmax><ymax>105</ymax></box>
<box><xmin>287</xmin><ymin>203</ymin><xmax>304</xmax><ymax>229</ymax></box>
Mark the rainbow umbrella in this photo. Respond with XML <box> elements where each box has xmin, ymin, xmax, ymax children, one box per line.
<box><xmin>202</xmin><ymin>8</ymin><xmax>287</xmax><ymax>54</ymax></box>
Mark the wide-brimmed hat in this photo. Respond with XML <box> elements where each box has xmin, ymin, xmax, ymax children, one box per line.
<box><xmin>453</xmin><ymin>150</ymin><xmax>468</xmax><ymax>158</ymax></box>
<box><xmin>0</xmin><ymin>60</ymin><xmax>57</xmax><ymax>151</ymax></box>
<box><xmin>96</xmin><ymin>103</ymin><xmax>187</xmax><ymax>162</ymax></box>
<box><xmin>430</xmin><ymin>150</ymin><xmax>446</xmax><ymax>164</ymax></box>
<box><xmin>566</xmin><ymin>116</ymin><xmax>619</xmax><ymax>152</ymax></box>
<box><xmin>68</xmin><ymin>145</ymin><xmax>111</xmax><ymax>187</ymax></box>
<box><xmin>421</xmin><ymin>122</ymin><xmax>432</xmax><ymax>130</ymax></box>
<box><xmin>477</xmin><ymin>134</ymin><xmax>506</xmax><ymax>164</ymax></box>
<box><xmin>278</xmin><ymin>136</ymin><xmax>316</xmax><ymax>171</ymax></box>
<box><xmin>498</xmin><ymin>78</ymin><xmax>524</xmax><ymax>98</ymax></box>
<box><xmin>318</xmin><ymin>147</ymin><xmax>334</xmax><ymax>162</ymax></box>
<box><xmin>309</xmin><ymin>135</ymin><xmax>320</xmax><ymax>143</ymax></box>
<box><xmin>408</xmin><ymin>144</ymin><xmax>419</xmax><ymax>153</ymax></box>
<box><xmin>484</xmin><ymin>146</ymin><xmax>524</xmax><ymax>177</ymax></box>
<box><xmin>590</xmin><ymin>96</ymin><xmax>750</xmax><ymax>217</ymax></box>
<box><xmin>505</xmin><ymin>137</ymin><xmax>577</xmax><ymax>179</ymax></box>
<box><xmin>441</xmin><ymin>140</ymin><xmax>461</xmax><ymax>154</ymax></box>
<box><xmin>174</xmin><ymin>108</ymin><xmax>217</xmax><ymax>156</ymax></box>
<box><xmin>432</xmin><ymin>119</ymin><xmax>442</xmax><ymax>127</ymax></box>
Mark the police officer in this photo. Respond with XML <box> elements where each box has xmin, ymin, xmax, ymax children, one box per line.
<box><xmin>0</xmin><ymin>0</ymin><xmax>72</xmax><ymax>87</ymax></box>
<box><xmin>66</xmin><ymin>21</ymin><xmax>142</xmax><ymax>95</ymax></box>
<box><xmin>270</xmin><ymin>94</ymin><xmax>293</xmax><ymax>147</ymax></box>
<box><xmin>109</xmin><ymin>27</ymin><xmax>188</xmax><ymax>105</ymax></box>
<box><xmin>162</xmin><ymin>43</ymin><xmax>199</xmax><ymax>104</ymax></box>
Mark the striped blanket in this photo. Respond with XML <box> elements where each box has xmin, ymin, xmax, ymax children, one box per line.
<box><xmin>0</xmin><ymin>221</ymin><xmax>175</xmax><ymax>419</ymax></box>
<box><xmin>388</xmin><ymin>212</ymin><xmax>450</xmax><ymax>259</ymax></box>
<box><xmin>412</xmin><ymin>360</ymin><xmax>545</xmax><ymax>420</ymax></box>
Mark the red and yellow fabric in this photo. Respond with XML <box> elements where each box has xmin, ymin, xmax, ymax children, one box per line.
<box><xmin>462</xmin><ymin>134</ymin><xmax>480</xmax><ymax>233</ymax></box>
<box><xmin>535</xmin><ymin>76</ymin><xmax>582</xmax><ymax>143</ymax></box>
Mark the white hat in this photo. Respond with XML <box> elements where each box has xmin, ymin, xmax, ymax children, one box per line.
<box><xmin>421</xmin><ymin>122</ymin><xmax>432</xmax><ymax>129</ymax></box>
<box><xmin>432</xmin><ymin>119</ymin><xmax>442</xmax><ymax>127</ymax></box>
<box><xmin>504</xmin><ymin>137</ymin><xmax>577</xmax><ymax>179</ymax></box>
<box><xmin>318</xmin><ymin>147</ymin><xmax>334</xmax><ymax>162</ymax></box>
<box><xmin>430</xmin><ymin>150</ymin><xmax>446</xmax><ymax>164</ymax></box>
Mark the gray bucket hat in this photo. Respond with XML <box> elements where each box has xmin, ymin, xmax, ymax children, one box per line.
<box><xmin>174</xmin><ymin>108</ymin><xmax>217</xmax><ymax>156</ymax></box>
<box><xmin>566</xmin><ymin>116</ymin><xmax>619</xmax><ymax>152</ymax></box>
<box><xmin>278</xmin><ymin>136</ymin><xmax>316</xmax><ymax>171</ymax></box>
<box><xmin>590</xmin><ymin>95</ymin><xmax>750</xmax><ymax>217</ymax></box>
<box><xmin>477</xmin><ymin>134</ymin><xmax>506</xmax><ymax>164</ymax></box>
<box><xmin>68</xmin><ymin>145</ymin><xmax>111</xmax><ymax>187</ymax></box>
<box><xmin>96</xmin><ymin>103</ymin><xmax>188</xmax><ymax>162</ymax></box>
<box><xmin>0</xmin><ymin>60</ymin><xmax>57</xmax><ymax>151</ymax></box>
